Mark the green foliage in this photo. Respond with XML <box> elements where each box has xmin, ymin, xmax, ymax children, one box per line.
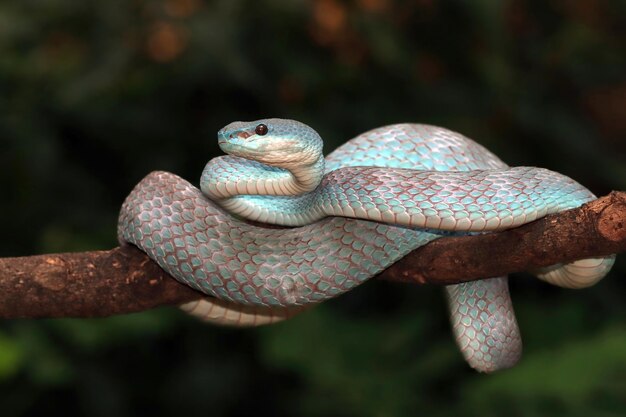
<box><xmin>464</xmin><ymin>327</ymin><xmax>626</xmax><ymax>415</ymax></box>
<box><xmin>0</xmin><ymin>331</ymin><xmax>24</xmax><ymax>381</ymax></box>
<box><xmin>1</xmin><ymin>1</ymin><xmax>624</xmax><ymax>416</ymax></box>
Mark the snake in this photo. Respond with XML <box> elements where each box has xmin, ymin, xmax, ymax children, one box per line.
<box><xmin>118</xmin><ymin>119</ymin><xmax>615</xmax><ymax>372</ymax></box>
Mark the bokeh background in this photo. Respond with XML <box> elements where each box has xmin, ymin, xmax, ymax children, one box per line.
<box><xmin>1</xmin><ymin>1</ymin><xmax>625</xmax><ymax>416</ymax></box>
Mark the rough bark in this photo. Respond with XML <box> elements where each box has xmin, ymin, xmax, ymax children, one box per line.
<box><xmin>0</xmin><ymin>191</ymin><xmax>624</xmax><ymax>319</ymax></box>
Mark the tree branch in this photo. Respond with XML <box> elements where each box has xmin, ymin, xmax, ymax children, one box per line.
<box><xmin>1</xmin><ymin>192</ymin><xmax>624</xmax><ymax>319</ymax></box>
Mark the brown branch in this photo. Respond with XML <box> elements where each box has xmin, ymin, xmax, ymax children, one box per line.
<box><xmin>384</xmin><ymin>190</ymin><xmax>625</xmax><ymax>284</ymax></box>
<box><xmin>0</xmin><ymin>191</ymin><xmax>624</xmax><ymax>319</ymax></box>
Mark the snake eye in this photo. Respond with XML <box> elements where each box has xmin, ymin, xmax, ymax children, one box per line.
<box><xmin>255</xmin><ymin>124</ymin><xmax>268</xmax><ymax>136</ymax></box>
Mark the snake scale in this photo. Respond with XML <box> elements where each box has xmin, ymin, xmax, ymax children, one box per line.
<box><xmin>118</xmin><ymin>119</ymin><xmax>615</xmax><ymax>372</ymax></box>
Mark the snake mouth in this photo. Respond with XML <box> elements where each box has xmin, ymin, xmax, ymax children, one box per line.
<box><xmin>219</xmin><ymin>141</ymin><xmax>265</xmax><ymax>160</ymax></box>
<box><xmin>221</xmin><ymin>138</ymin><xmax>302</xmax><ymax>156</ymax></box>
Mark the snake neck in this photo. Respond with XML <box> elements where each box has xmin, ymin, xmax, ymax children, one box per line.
<box><xmin>200</xmin><ymin>153</ymin><xmax>327</xmax><ymax>225</ymax></box>
<box><xmin>201</xmin><ymin>154</ymin><xmax>325</xmax><ymax>200</ymax></box>
<box><xmin>207</xmin><ymin>155</ymin><xmax>325</xmax><ymax>226</ymax></box>
<box><xmin>279</xmin><ymin>155</ymin><xmax>325</xmax><ymax>195</ymax></box>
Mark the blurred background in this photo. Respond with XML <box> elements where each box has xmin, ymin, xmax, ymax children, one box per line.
<box><xmin>1</xmin><ymin>0</ymin><xmax>625</xmax><ymax>416</ymax></box>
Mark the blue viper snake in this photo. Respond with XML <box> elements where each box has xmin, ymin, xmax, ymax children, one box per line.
<box><xmin>118</xmin><ymin>119</ymin><xmax>615</xmax><ymax>372</ymax></box>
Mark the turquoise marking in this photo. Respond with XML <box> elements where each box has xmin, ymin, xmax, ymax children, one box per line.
<box><xmin>193</xmin><ymin>269</ymin><xmax>207</xmax><ymax>280</ymax></box>
<box><xmin>203</xmin><ymin>261</ymin><xmax>217</xmax><ymax>273</ymax></box>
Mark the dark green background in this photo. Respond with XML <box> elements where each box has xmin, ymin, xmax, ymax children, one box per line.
<box><xmin>1</xmin><ymin>1</ymin><xmax>625</xmax><ymax>416</ymax></box>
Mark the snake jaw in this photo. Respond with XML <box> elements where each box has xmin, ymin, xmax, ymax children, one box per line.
<box><xmin>218</xmin><ymin>136</ymin><xmax>302</xmax><ymax>165</ymax></box>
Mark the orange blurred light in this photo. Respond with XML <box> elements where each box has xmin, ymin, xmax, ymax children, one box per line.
<box><xmin>146</xmin><ymin>22</ymin><xmax>188</xmax><ymax>62</ymax></box>
<box><xmin>164</xmin><ymin>0</ymin><xmax>201</xmax><ymax>18</ymax></box>
<box><xmin>356</xmin><ymin>0</ymin><xmax>389</xmax><ymax>14</ymax></box>
<box><xmin>313</xmin><ymin>0</ymin><xmax>347</xmax><ymax>34</ymax></box>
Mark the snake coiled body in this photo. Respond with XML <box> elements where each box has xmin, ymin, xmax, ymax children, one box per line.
<box><xmin>118</xmin><ymin>120</ymin><xmax>614</xmax><ymax>372</ymax></box>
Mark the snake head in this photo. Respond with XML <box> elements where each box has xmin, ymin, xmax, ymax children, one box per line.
<box><xmin>217</xmin><ymin>118</ymin><xmax>323</xmax><ymax>166</ymax></box>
